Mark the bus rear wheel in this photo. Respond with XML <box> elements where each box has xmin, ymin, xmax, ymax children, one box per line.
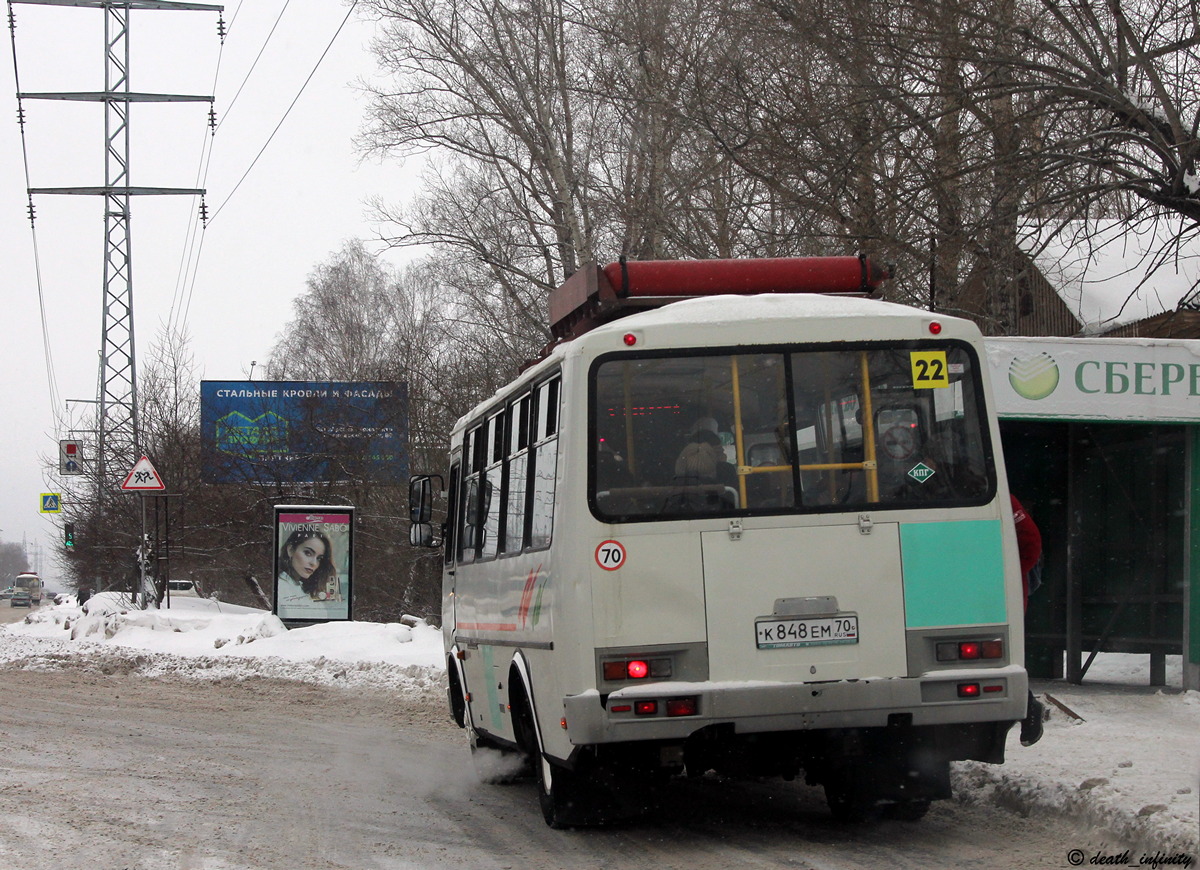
<box><xmin>824</xmin><ymin>782</ymin><xmax>882</xmax><ymax>823</ymax></box>
<box><xmin>509</xmin><ymin>692</ymin><xmax>604</xmax><ymax>828</ymax></box>
<box><xmin>822</xmin><ymin>762</ymin><xmax>885</xmax><ymax>823</ymax></box>
<box><xmin>536</xmin><ymin>754</ymin><xmax>599</xmax><ymax>828</ymax></box>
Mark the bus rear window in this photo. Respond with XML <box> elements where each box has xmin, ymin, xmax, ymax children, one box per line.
<box><xmin>590</xmin><ymin>343</ymin><xmax>994</xmax><ymax>522</ymax></box>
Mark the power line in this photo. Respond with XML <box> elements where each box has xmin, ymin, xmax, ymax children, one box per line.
<box><xmin>215</xmin><ymin>0</ymin><xmax>290</xmax><ymax>133</ymax></box>
<box><xmin>174</xmin><ymin>0</ymin><xmax>359</xmax><ymax>332</ymax></box>
<box><xmin>7</xmin><ymin>0</ymin><xmax>62</xmax><ymax>429</ymax></box>
<box><xmin>206</xmin><ymin>1</ymin><xmax>358</xmax><ymax>227</ymax></box>
<box><xmin>167</xmin><ymin>5</ymin><xmax>232</xmax><ymax>336</ymax></box>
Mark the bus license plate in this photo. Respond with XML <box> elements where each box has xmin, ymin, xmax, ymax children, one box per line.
<box><xmin>755</xmin><ymin>615</ymin><xmax>859</xmax><ymax>649</ymax></box>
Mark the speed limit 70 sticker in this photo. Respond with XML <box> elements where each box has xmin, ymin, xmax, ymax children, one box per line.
<box><xmin>595</xmin><ymin>540</ymin><xmax>627</xmax><ymax>571</ymax></box>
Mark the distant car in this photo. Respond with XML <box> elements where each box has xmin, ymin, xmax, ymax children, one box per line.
<box><xmin>10</xmin><ymin>589</ymin><xmax>31</xmax><ymax>607</ymax></box>
<box><xmin>166</xmin><ymin>580</ymin><xmax>198</xmax><ymax>597</ymax></box>
<box><xmin>0</xmin><ymin>587</ymin><xmax>14</xmax><ymax>600</ymax></box>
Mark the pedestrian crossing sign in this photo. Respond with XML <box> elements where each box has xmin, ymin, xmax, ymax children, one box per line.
<box><xmin>40</xmin><ymin>493</ymin><xmax>61</xmax><ymax>513</ymax></box>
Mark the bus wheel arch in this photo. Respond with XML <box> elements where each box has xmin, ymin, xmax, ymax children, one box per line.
<box><xmin>446</xmin><ymin>653</ymin><xmax>467</xmax><ymax>729</ymax></box>
<box><xmin>506</xmin><ymin>655</ymin><xmax>543</xmax><ymax>761</ymax></box>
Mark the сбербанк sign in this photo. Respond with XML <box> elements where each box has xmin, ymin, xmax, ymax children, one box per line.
<box><xmin>986</xmin><ymin>336</ymin><xmax>1200</xmax><ymax>423</ymax></box>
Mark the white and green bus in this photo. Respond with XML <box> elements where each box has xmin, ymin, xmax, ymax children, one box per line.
<box><xmin>410</xmin><ymin>256</ymin><xmax>1028</xmax><ymax>827</ymax></box>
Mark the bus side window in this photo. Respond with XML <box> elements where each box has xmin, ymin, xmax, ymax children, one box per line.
<box><xmin>503</xmin><ymin>394</ymin><xmax>531</xmax><ymax>553</ymax></box>
<box><xmin>480</xmin><ymin>409</ymin><xmax>505</xmax><ymax>560</ymax></box>
<box><xmin>529</xmin><ymin>376</ymin><xmax>560</xmax><ymax>549</ymax></box>
<box><xmin>444</xmin><ymin>459</ymin><xmax>460</xmax><ymax>565</ymax></box>
<box><xmin>458</xmin><ymin>425</ymin><xmax>486</xmax><ymax>563</ymax></box>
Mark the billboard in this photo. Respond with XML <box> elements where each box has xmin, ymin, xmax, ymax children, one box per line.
<box><xmin>273</xmin><ymin>505</ymin><xmax>353</xmax><ymax>623</ymax></box>
<box><xmin>200</xmin><ymin>381</ymin><xmax>408</xmax><ymax>484</ymax></box>
<box><xmin>986</xmin><ymin>337</ymin><xmax>1200</xmax><ymax>423</ymax></box>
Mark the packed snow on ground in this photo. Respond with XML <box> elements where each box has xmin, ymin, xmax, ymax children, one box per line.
<box><xmin>1</xmin><ymin>593</ymin><xmax>1196</xmax><ymax>854</ymax></box>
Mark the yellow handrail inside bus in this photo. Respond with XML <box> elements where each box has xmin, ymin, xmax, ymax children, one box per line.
<box><xmin>859</xmin><ymin>351</ymin><xmax>879</xmax><ymax>501</ymax></box>
<box><xmin>727</xmin><ymin>352</ymin><xmax>881</xmax><ymax>505</ymax></box>
<box><xmin>730</xmin><ymin>356</ymin><xmax>749</xmax><ymax>507</ymax></box>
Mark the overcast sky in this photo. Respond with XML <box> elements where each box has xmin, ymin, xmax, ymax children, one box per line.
<box><xmin>0</xmin><ymin>0</ymin><xmax>419</xmax><ymax>580</ymax></box>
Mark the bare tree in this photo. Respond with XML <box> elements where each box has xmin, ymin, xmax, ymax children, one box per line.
<box><xmin>360</xmin><ymin>0</ymin><xmax>800</xmax><ymax>304</ymax></box>
<box><xmin>265</xmin><ymin>243</ymin><xmax>497</xmax><ymax>621</ymax></box>
<box><xmin>361</xmin><ymin>0</ymin><xmax>596</xmax><ymax>292</ymax></box>
<box><xmin>356</xmin><ymin>0</ymin><xmax>1200</xmax><ymax>345</ymax></box>
<box><xmin>0</xmin><ymin>542</ymin><xmax>31</xmax><ymax>583</ymax></box>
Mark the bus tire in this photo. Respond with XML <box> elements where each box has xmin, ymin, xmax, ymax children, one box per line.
<box><xmin>823</xmin><ymin>766</ymin><xmax>882</xmax><ymax>823</ymax></box>
<box><xmin>536</xmin><ymin>754</ymin><xmax>596</xmax><ymax>828</ymax></box>
<box><xmin>509</xmin><ymin>690</ymin><xmax>598</xmax><ymax>828</ymax></box>
<box><xmin>534</xmin><ymin>745</ymin><xmax>650</xmax><ymax>827</ymax></box>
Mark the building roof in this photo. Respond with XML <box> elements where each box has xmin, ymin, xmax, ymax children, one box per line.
<box><xmin>1019</xmin><ymin>219</ymin><xmax>1200</xmax><ymax>335</ymax></box>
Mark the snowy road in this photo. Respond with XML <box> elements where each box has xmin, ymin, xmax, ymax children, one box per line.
<box><xmin>0</xmin><ymin>666</ymin><xmax>1133</xmax><ymax>870</ymax></box>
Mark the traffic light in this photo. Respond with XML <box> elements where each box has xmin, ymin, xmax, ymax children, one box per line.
<box><xmin>64</xmin><ymin>522</ymin><xmax>75</xmax><ymax>548</ymax></box>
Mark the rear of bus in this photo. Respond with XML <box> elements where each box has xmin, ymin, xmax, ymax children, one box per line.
<box><xmin>11</xmin><ymin>572</ymin><xmax>40</xmax><ymax>607</ymax></box>
<box><xmin>564</xmin><ymin>292</ymin><xmax>1026</xmax><ymax>820</ymax></box>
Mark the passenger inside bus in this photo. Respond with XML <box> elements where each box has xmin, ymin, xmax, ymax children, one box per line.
<box><xmin>674</xmin><ymin>427</ymin><xmax>736</xmax><ymax>488</ymax></box>
<box><xmin>669</xmin><ymin>427</ymin><xmax>738</xmax><ymax>513</ymax></box>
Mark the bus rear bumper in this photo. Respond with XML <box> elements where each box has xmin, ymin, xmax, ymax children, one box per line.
<box><xmin>563</xmin><ymin>665</ymin><xmax>1029</xmax><ymax>745</ymax></box>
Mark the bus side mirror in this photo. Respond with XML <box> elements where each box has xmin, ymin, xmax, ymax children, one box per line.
<box><xmin>410</xmin><ymin>522</ymin><xmax>438</xmax><ymax>548</ymax></box>
<box><xmin>409</xmin><ymin>474</ymin><xmax>444</xmax><ymax>548</ymax></box>
<box><xmin>409</xmin><ymin>474</ymin><xmax>442</xmax><ymax>523</ymax></box>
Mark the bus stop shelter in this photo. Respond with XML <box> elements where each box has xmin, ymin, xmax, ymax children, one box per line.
<box><xmin>986</xmin><ymin>337</ymin><xmax>1200</xmax><ymax>690</ymax></box>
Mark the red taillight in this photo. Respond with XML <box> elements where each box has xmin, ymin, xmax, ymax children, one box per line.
<box><xmin>609</xmin><ymin>703</ymin><xmax>632</xmax><ymax>713</ymax></box>
<box><xmin>666</xmin><ymin>697</ymin><xmax>697</xmax><ymax>717</ymax></box>
<box><xmin>634</xmin><ymin>700</ymin><xmax>658</xmax><ymax>715</ymax></box>
<box><xmin>603</xmin><ymin>657</ymin><xmax>673</xmax><ymax>681</ymax></box>
<box><xmin>983</xmin><ymin>684</ymin><xmax>1004</xmax><ymax>694</ymax></box>
<box><xmin>623</xmin><ymin>333</ymin><xmax>638</xmax><ymax>346</ymax></box>
<box><xmin>957</xmin><ymin>682</ymin><xmax>981</xmax><ymax>698</ymax></box>
<box><xmin>937</xmin><ymin>639</ymin><xmax>1004</xmax><ymax>662</ymax></box>
<box><xmin>929</xmin><ymin>321</ymin><xmax>942</xmax><ymax>335</ymax></box>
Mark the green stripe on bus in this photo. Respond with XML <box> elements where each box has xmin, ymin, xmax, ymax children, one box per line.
<box><xmin>901</xmin><ymin>520</ymin><xmax>1007</xmax><ymax>628</ymax></box>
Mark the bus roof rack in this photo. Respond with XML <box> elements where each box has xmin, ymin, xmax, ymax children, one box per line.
<box><xmin>548</xmin><ymin>255</ymin><xmax>891</xmax><ymax>343</ymax></box>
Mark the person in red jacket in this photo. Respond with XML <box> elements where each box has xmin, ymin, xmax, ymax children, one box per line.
<box><xmin>1012</xmin><ymin>494</ymin><xmax>1045</xmax><ymax>746</ymax></box>
<box><xmin>1011</xmin><ymin>494</ymin><xmax>1042</xmax><ymax>610</ymax></box>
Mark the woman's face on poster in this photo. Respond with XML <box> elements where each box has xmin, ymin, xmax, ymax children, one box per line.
<box><xmin>288</xmin><ymin>536</ymin><xmax>326</xmax><ymax>579</ymax></box>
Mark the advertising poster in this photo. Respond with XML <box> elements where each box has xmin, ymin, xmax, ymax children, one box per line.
<box><xmin>273</xmin><ymin>505</ymin><xmax>353</xmax><ymax>623</ymax></box>
<box><xmin>200</xmin><ymin>381</ymin><xmax>408</xmax><ymax>485</ymax></box>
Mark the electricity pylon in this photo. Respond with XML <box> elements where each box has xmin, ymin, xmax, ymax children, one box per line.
<box><xmin>14</xmin><ymin>0</ymin><xmax>223</xmax><ymax>481</ymax></box>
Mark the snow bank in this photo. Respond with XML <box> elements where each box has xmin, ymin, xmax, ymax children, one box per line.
<box><xmin>4</xmin><ymin>593</ymin><xmax>446</xmax><ymax>694</ymax></box>
<box><xmin>955</xmin><ymin>671</ymin><xmax>1198</xmax><ymax>855</ymax></box>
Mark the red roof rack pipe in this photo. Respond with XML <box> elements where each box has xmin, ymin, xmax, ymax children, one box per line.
<box><xmin>601</xmin><ymin>255</ymin><xmax>891</xmax><ymax>298</ymax></box>
<box><xmin>543</xmin><ymin>254</ymin><xmax>893</xmax><ymax>346</ymax></box>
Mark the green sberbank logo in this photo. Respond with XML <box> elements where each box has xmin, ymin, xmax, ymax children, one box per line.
<box><xmin>1009</xmin><ymin>352</ymin><xmax>1060</xmax><ymax>400</ymax></box>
